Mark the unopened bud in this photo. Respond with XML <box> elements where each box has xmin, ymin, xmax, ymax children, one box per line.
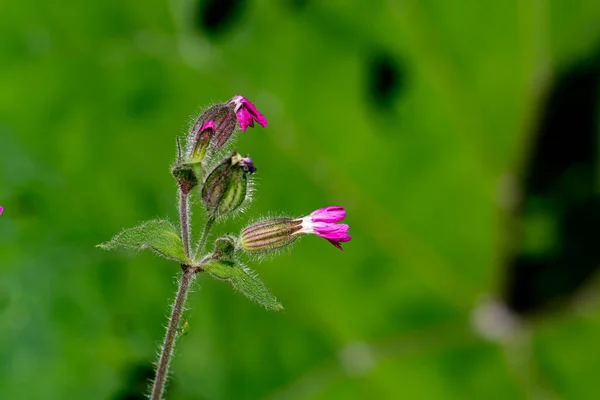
<box><xmin>212</xmin><ymin>234</ymin><xmax>236</xmax><ymax>260</ymax></box>
<box><xmin>201</xmin><ymin>152</ymin><xmax>256</xmax><ymax>217</ymax></box>
<box><xmin>240</xmin><ymin>218</ymin><xmax>303</xmax><ymax>253</ymax></box>
<box><xmin>188</xmin><ymin>120</ymin><xmax>214</xmax><ymax>164</ymax></box>
<box><xmin>186</xmin><ymin>104</ymin><xmax>237</xmax><ymax>163</ymax></box>
<box><xmin>172</xmin><ymin>164</ymin><xmax>198</xmax><ymax>194</ymax></box>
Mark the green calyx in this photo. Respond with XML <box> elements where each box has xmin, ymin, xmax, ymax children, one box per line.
<box><xmin>201</xmin><ymin>152</ymin><xmax>254</xmax><ymax>217</ymax></box>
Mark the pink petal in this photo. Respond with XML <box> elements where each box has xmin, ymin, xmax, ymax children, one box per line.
<box><xmin>231</xmin><ymin>95</ymin><xmax>268</xmax><ymax>131</ymax></box>
<box><xmin>252</xmin><ymin>111</ymin><xmax>268</xmax><ymax>128</ymax></box>
<box><xmin>236</xmin><ymin>109</ymin><xmax>253</xmax><ymax>132</ymax></box>
<box><xmin>200</xmin><ymin>120</ymin><xmax>215</xmax><ymax>131</ymax></box>
<box><xmin>328</xmin><ymin>240</ymin><xmax>344</xmax><ymax>250</ymax></box>
<box><xmin>241</xmin><ymin>98</ymin><xmax>268</xmax><ymax>127</ymax></box>
<box><xmin>310</xmin><ymin>206</ymin><xmax>346</xmax><ymax>223</ymax></box>
<box><xmin>314</xmin><ymin>223</ymin><xmax>351</xmax><ymax>242</ymax></box>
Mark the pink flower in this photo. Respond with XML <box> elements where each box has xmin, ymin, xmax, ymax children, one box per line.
<box><xmin>0</xmin><ymin>206</ymin><xmax>3</xmax><ymax>215</ymax></box>
<box><xmin>299</xmin><ymin>206</ymin><xmax>351</xmax><ymax>250</ymax></box>
<box><xmin>229</xmin><ymin>95</ymin><xmax>268</xmax><ymax>132</ymax></box>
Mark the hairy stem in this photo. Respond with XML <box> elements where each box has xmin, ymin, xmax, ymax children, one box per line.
<box><xmin>150</xmin><ymin>268</ymin><xmax>194</xmax><ymax>400</ymax></box>
<box><xmin>193</xmin><ymin>216</ymin><xmax>215</xmax><ymax>262</ymax></box>
<box><xmin>179</xmin><ymin>190</ymin><xmax>190</xmax><ymax>258</ymax></box>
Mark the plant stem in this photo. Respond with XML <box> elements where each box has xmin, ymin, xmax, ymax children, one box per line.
<box><xmin>193</xmin><ymin>216</ymin><xmax>215</xmax><ymax>262</ymax></box>
<box><xmin>179</xmin><ymin>190</ymin><xmax>190</xmax><ymax>258</ymax></box>
<box><xmin>150</xmin><ymin>267</ymin><xmax>194</xmax><ymax>400</ymax></box>
<box><xmin>150</xmin><ymin>214</ymin><xmax>215</xmax><ymax>399</ymax></box>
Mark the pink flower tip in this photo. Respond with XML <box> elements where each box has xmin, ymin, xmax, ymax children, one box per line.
<box><xmin>229</xmin><ymin>95</ymin><xmax>268</xmax><ymax>132</ymax></box>
<box><xmin>0</xmin><ymin>206</ymin><xmax>3</xmax><ymax>215</ymax></box>
<box><xmin>200</xmin><ymin>120</ymin><xmax>215</xmax><ymax>132</ymax></box>
<box><xmin>301</xmin><ymin>206</ymin><xmax>351</xmax><ymax>250</ymax></box>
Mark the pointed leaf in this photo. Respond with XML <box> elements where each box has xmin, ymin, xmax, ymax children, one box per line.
<box><xmin>204</xmin><ymin>261</ymin><xmax>283</xmax><ymax>311</ymax></box>
<box><xmin>98</xmin><ymin>219</ymin><xmax>189</xmax><ymax>264</ymax></box>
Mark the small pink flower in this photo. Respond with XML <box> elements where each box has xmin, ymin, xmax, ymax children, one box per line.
<box><xmin>229</xmin><ymin>95</ymin><xmax>268</xmax><ymax>132</ymax></box>
<box><xmin>300</xmin><ymin>206</ymin><xmax>351</xmax><ymax>250</ymax></box>
<box><xmin>0</xmin><ymin>206</ymin><xmax>3</xmax><ymax>215</ymax></box>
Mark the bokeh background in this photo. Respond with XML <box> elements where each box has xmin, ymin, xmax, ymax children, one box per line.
<box><xmin>2</xmin><ymin>0</ymin><xmax>600</xmax><ymax>399</ymax></box>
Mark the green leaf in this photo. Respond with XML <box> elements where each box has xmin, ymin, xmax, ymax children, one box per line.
<box><xmin>97</xmin><ymin>219</ymin><xmax>189</xmax><ymax>264</ymax></box>
<box><xmin>204</xmin><ymin>261</ymin><xmax>283</xmax><ymax>311</ymax></box>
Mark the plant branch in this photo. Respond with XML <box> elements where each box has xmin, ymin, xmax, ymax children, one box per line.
<box><xmin>150</xmin><ymin>267</ymin><xmax>195</xmax><ymax>400</ymax></box>
<box><xmin>193</xmin><ymin>216</ymin><xmax>215</xmax><ymax>262</ymax></box>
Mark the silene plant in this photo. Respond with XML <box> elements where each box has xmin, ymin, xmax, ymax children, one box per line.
<box><xmin>98</xmin><ymin>95</ymin><xmax>352</xmax><ymax>399</ymax></box>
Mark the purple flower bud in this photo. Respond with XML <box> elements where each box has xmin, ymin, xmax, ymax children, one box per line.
<box><xmin>239</xmin><ymin>206</ymin><xmax>351</xmax><ymax>253</ymax></box>
<box><xmin>186</xmin><ymin>96</ymin><xmax>267</xmax><ymax>162</ymax></box>
<box><xmin>228</xmin><ymin>95</ymin><xmax>268</xmax><ymax>132</ymax></box>
<box><xmin>186</xmin><ymin>104</ymin><xmax>237</xmax><ymax>161</ymax></box>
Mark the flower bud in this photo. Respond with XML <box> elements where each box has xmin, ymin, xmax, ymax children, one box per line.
<box><xmin>186</xmin><ymin>104</ymin><xmax>237</xmax><ymax>163</ymax></box>
<box><xmin>171</xmin><ymin>164</ymin><xmax>198</xmax><ymax>195</ymax></box>
<box><xmin>188</xmin><ymin>120</ymin><xmax>214</xmax><ymax>164</ymax></box>
<box><xmin>212</xmin><ymin>234</ymin><xmax>236</xmax><ymax>260</ymax></box>
<box><xmin>240</xmin><ymin>218</ymin><xmax>303</xmax><ymax>253</ymax></box>
<box><xmin>201</xmin><ymin>152</ymin><xmax>256</xmax><ymax>217</ymax></box>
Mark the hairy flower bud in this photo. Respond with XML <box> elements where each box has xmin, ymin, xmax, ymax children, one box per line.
<box><xmin>186</xmin><ymin>104</ymin><xmax>237</xmax><ymax>163</ymax></box>
<box><xmin>185</xmin><ymin>96</ymin><xmax>268</xmax><ymax>164</ymax></box>
<box><xmin>240</xmin><ymin>219</ymin><xmax>303</xmax><ymax>253</ymax></box>
<box><xmin>201</xmin><ymin>152</ymin><xmax>256</xmax><ymax>217</ymax></box>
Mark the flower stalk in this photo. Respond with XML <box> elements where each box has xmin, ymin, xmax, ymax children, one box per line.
<box><xmin>194</xmin><ymin>216</ymin><xmax>215</xmax><ymax>262</ymax></box>
<box><xmin>150</xmin><ymin>267</ymin><xmax>195</xmax><ymax>400</ymax></box>
<box><xmin>179</xmin><ymin>190</ymin><xmax>190</xmax><ymax>258</ymax></box>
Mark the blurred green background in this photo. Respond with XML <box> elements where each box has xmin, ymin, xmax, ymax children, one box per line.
<box><xmin>2</xmin><ymin>0</ymin><xmax>600</xmax><ymax>399</ymax></box>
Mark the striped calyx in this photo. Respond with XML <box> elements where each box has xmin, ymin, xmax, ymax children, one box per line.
<box><xmin>240</xmin><ymin>218</ymin><xmax>303</xmax><ymax>254</ymax></box>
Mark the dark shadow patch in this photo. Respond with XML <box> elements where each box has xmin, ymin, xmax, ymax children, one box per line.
<box><xmin>367</xmin><ymin>51</ymin><xmax>405</xmax><ymax>110</ymax></box>
<box><xmin>503</xmin><ymin>52</ymin><xmax>600</xmax><ymax>315</ymax></box>
<box><xmin>112</xmin><ymin>363</ymin><xmax>155</xmax><ymax>400</ymax></box>
<box><xmin>195</xmin><ymin>0</ymin><xmax>246</xmax><ymax>37</ymax></box>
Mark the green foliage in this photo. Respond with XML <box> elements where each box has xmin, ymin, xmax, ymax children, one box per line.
<box><xmin>204</xmin><ymin>261</ymin><xmax>283</xmax><ymax>311</ymax></box>
<box><xmin>2</xmin><ymin>0</ymin><xmax>600</xmax><ymax>399</ymax></box>
<box><xmin>98</xmin><ymin>220</ymin><xmax>189</xmax><ymax>264</ymax></box>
